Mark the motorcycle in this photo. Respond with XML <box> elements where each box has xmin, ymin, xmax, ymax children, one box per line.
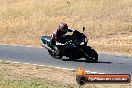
<box><xmin>41</xmin><ymin>27</ymin><xmax>98</xmax><ymax>62</ymax></box>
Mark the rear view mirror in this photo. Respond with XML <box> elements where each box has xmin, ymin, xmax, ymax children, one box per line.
<box><xmin>83</xmin><ymin>27</ymin><xmax>85</xmax><ymax>32</ymax></box>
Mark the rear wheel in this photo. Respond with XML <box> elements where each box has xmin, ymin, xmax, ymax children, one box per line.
<box><xmin>48</xmin><ymin>50</ymin><xmax>63</xmax><ymax>59</ymax></box>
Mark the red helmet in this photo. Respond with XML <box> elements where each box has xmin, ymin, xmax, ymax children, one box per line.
<box><xmin>59</xmin><ymin>22</ymin><xmax>68</xmax><ymax>30</ymax></box>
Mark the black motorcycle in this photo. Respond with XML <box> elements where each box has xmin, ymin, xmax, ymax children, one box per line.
<box><xmin>41</xmin><ymin>27</ymin><xmax>98</xmax><ymax>62</ymax></box>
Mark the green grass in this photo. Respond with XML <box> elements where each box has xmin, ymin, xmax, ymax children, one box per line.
<box><xmin>0</xmin><ymin>61</ymin><xmax>10</xmax><ymax>64</ymax></box>
<box><xmin>0</xmin><ymin>61</ymin><xmax>77</xmax><ymax>88</ymax></box>
<box><xmin>0</xmin><ymin>78</ymin><xmax>73</xmax><ymax>88</ymax></box>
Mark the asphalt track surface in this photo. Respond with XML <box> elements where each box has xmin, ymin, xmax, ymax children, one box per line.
<box><xmin>0</xmin><ymin>45</ymin><xmax>132</xmax><ymax>74</ymax></box>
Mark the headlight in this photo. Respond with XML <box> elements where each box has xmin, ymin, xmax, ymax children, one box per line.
<box><xmin>85</xmin><ymin>38</ymin><xmax>88</xmax><ymax>42</ymax></box>
<box><xmin>80</xmin><ymin>42</ymin><xmax>85</xmax><ymax>45</ymax></box>
<box><xmin>82</xmin><ymin>38</ymin><xmax>87</xmax><ymax>42</ymax></box>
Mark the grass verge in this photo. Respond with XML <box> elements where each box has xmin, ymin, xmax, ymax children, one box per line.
<box><xmin>0</xmin><ymin>60</ymin><xmax>132</xmax><ymax>88</ymax></box>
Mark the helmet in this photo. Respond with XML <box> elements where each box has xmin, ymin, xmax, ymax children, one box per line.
<box><xmin>59</xmin><ymin>22</ymin><xmax>68</xmax><ymax>31</ymax></box>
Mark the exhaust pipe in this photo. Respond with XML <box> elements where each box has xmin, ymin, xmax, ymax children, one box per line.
<box><xmin>42</xmin><ymin>44</ymin><xmax>54</xmax><ymax>52</ymax></box>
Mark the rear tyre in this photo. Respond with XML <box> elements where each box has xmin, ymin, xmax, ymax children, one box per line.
<box><xmin>48</xmin><ymin>50</ymin><xmax>63</xmax><ymax>59</ymax></box>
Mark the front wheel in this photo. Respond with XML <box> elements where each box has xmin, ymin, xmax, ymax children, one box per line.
<box><xmin>83</xmin><ymin>47</ymin><xmax>98</xmax><ymax>63</ymax></box>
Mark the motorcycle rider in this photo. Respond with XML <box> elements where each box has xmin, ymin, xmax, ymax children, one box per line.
<box><xmin>51</xmin><ymin>22</ymin><xmax>74</xmax><ymax>45</ymax></box>
<box><xmin>50</xmin><ymin>22</ymin><xmax>74</xmax><ymax>55</ymax></box>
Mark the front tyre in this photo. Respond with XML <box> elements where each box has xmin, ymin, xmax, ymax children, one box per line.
<box><xmin>83</xmin><ymin>47</ymin><xmax>98</xmax><ymax>63</ymax></box>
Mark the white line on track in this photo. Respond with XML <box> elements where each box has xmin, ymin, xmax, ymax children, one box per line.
<box><xmin>68</xmin><ymin>69</ymin><xmax>75</xmax><ymax>71</ymax></box>
<box><xmin>6</xmin><ymin>61</ymin><xmax>11</xmax><ymax>63</ymax></box>
<box><xmin>62</xmin><ymin>68</ymin><xmax>68</xmax><ymax>70</ymax></box>
<box><xmin>0</xmin><ymin>59</ymin><xmax>102</xmax><ymax>74</ymax></box>
<box><xmin>24</xmin><ymin>63</ymin><xmax>30</xmax><ymax>65</ymax></box>
<box><xmin>1</xmin><ymin>59</ymin><xmax>106</xmax><ymax>74</ymax></box>
<box><xmin>91</xmin><ymin>72</ymin><xmax>97</xmax><ymax>74</ymax></box>
<box><xmin>99</xmin><ymin>73</ymin><xmax>105</xmax><ymax>74</ymax></box>
<box><xmin>0</xmin><ymin>44</ymin><xmax>106</xmax><ymax>74</ymax></box>
<box><xmin>33</xmin><ymin>64</ymin><xmax>38</xmax><ymax>66</ymax></box>
<box><xmin>85</xmin><ymin>71</ymin><xmax>91</xmax><ymax>73</ymax></box>
<box><xmin>49</xmin><ymin>66</ymin><xmax>54</xmax><ymax>68</ymax></box>
<box><xmin>12</xmin><ymin>62</ymin><xmax>20</xmax><ymax>64</ymax></box>
<box><xmin>39</xmin><ymin>65</ymin><xmax>44</xmax><ymax>67</ymax></box>
<box><xmin>54</xmin><ymin>67</ymin><xmax>61</xmax><ymax>69</ymax></box>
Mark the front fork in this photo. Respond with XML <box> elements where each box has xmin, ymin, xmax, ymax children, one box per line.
<box><xmin>79</xmin><ymin>48</ymin><xmax>92</xmax><ymax>61</ymax></box>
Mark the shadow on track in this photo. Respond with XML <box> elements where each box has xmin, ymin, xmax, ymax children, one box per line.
<box><xmin>62</xmin><ymin>59</ymin><xmax>112</xmax><ymax>64</ymax></box>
